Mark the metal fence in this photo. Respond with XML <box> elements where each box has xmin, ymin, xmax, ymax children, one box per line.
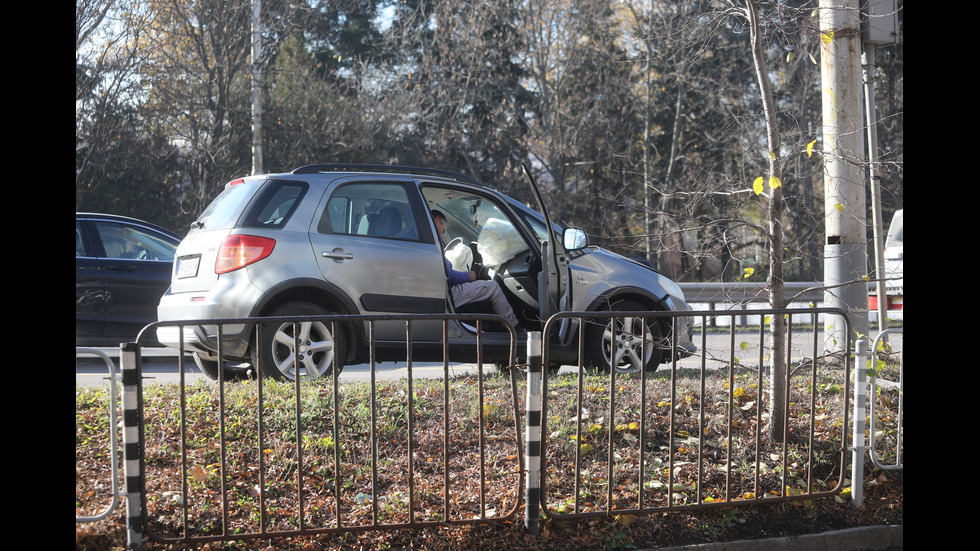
<box><xmin>132</xmin><ymin>314</ymin><xmax>526</xmax><ymax>548</ymax></box>
<box><xmin>530</xmin><ymin>308</ymin><xmax>855</xmax><ymax>523</ymax></box>
<box><xmin>868</xmin><ymin>329</ymin><xmax>903</xmax><ymax>471</ymax></box>
<box><xmin>76</xmin><ymin>306</ymin><xmax>894</xmax><ymax>549</ymax></box>
<box><xmin>75</xmin><ymin>348</ymin><xmax>122</xmax><ymax>524</ymax></box>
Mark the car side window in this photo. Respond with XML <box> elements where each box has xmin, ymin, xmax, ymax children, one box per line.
<box><xmin>424</xmin><ymin>188</ymin><xmax>530</xmax><ymax>268</ymax></box>
<box><xmin>92</xmin><ymin>221</ymin><xmax>177</xmax><ymax>261</ymax></box>
<box><xmin>76</xmin><ymin>221</ymin><xmax>90</xmax><ymax>257</ymax></box>
<box><xmin>318</xmin><ymin>182</ymin><xmax>420</xmax><ymax>241</ymax></box>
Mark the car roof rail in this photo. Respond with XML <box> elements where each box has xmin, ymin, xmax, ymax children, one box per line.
<box><xmin>291</xmin><ymin>164</ymin><xmax>484</xmax><ymax>187</ymax></box>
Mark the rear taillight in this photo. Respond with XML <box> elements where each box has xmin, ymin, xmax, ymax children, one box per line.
<box><xmin>215</xmin><ymin>235</ymin><xmax>276</xmax><ymax>274</ymax></box>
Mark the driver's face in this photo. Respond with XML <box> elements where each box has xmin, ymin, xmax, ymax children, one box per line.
<box><xmin>434</xmin><ymin>217</ymin><xmax>447</xmax><ymax>238</ymax></box>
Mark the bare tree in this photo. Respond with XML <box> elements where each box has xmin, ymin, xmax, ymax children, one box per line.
<box><xmin>133</xmin><ymin>0</ymin><xmax>260</xmax><ymax>219</ymax></box>
<box><xmin>76</xmin><ymin>0</ymin><xmax>155</xmax><ymax>206</ymax></box>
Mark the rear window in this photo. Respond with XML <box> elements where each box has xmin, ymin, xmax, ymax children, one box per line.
<box><xmin>195</xmin><ymin>179</ymin><xmax>263</xmax><ymax>230</ymax></box>
<box><xmin>240</xmin><ymin>180</ymin><xmax>308</xmax><ymax>229</ymax></box>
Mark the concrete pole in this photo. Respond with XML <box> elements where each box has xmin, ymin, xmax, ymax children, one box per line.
<box><xmin>820</xmin><ymin>0</ymin><xmax>868</xmax><ymax>351</ymax></box>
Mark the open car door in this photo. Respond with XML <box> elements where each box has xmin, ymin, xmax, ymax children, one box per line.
<box><xmin>520</xmin><ymin>164</ymin><xmax>569</xmax><ymax>328</ymax></box>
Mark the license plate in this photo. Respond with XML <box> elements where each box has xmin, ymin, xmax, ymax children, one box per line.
<box><xmin>176</xmin><ymin>256</ymin><xmax>201</xmax><ymax>279</ymax></box>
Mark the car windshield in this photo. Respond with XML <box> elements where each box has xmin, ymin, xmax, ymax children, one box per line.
<box><xmin>508</xmin><ymin>199</ymin><xmax>561</xmax><ymax>244</ymax></box>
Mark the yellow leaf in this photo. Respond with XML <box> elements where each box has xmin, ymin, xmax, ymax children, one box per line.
<box><xmin>753</xmin><ymin>177</ymin><xmax>764</xmax><ymax>195</ymax></box>
<box><xmin>742</xmin><ymin>267</ymin><xmax>754</xmax><ymax>279</ymax></box>
<box><xmin>616</xmin><ymin>514</ymin><xmax>636</xmax><ymax>526</ymax></box>
<box><xmin>806</xmin><ymin>139</ymin><xmax>816</xmax><ymax>157</ymax></box>
<box><xmin>189</xmin><ymin>465</ymin><xmax>210</xmax><ymax>483</ymax></box>
<box><xmin>580</xmin><ymin>443</ymin><xmax>594</xmax><ymax>455</ymax></box>
<box><xmin>834</xmin><ymin>203</ymin><xmax>845</xmax><ymax>213</ymax></box>
<box><xmin>768</xmin><ymin>176</ymin><xmax>782</xmax><ymax>190</ymax></box>
<box><xmin>822</xmin><ymin>30</ymin><xmax>834</xmax><ymax>44</ymax></box>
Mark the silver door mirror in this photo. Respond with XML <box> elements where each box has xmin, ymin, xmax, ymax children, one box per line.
<box><xmin>563</xmin><ymin>227</ymin><xmax>588</xmax><ymax>251</ymax></box>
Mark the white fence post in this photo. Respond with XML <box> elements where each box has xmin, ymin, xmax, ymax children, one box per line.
<box><xmin>852</xmin><ymin>338</ymin><xmax>868</xmax><ymax>508</ymax></box>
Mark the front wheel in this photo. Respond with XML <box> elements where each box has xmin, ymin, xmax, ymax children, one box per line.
<box><xmin>586</xmin><ymin>300</ymin><xmax>664</xmax><ymax>374</ymax></box>
<box><xmin>252</xmin><ymin>302</ymin><xmax>346</xmax><ymax>381</ymax></box>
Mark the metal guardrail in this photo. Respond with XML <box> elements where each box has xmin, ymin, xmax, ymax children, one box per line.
<box><xmin>679</xmin><ymin>282</ymin><xmax>825</xmax><ymax>305</ymax></box>
<box><xmin>678</xmin><ymin>282</ymin><xmax>833</xmax><ymax>328</ymax></box>
<box><xmin>75</xmin><ymin>348</ymin><xmax>121</xmax><ymax>524</ymax></box>
<box><xmin>679</xmin><ymin>281</ymin><xmax>893</xmax><ymax>306</ymax></box>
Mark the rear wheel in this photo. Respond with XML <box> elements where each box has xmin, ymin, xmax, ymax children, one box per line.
<box><xmin>252</xmin><ymin>302</ymin><xmax>346</xmax><ymax>381</ymax></box>
<box><xmin>586</xmin><ymin>299</ymin><xmax>664</xmax><ymax>374</ymax></box>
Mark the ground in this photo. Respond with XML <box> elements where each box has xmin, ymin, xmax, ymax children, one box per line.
<box><xmin>76</xmin><ymin>471</ymin><xmax>902</xmax><ymax>550</ymax></box>
<box><xmin>76</xmin><ymin>360</ymin><xmax>903</xmax><ymax>550</ymax></box>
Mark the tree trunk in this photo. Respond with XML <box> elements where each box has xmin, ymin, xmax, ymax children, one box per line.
<box><xmin>743</xmin><ymin>0</ymin><xmax>787</xmax><ymax>442</ymax></box>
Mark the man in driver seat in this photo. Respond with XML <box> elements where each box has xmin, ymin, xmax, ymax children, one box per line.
<box><xmin>431</xmin><ymin>210</ymin><xmax>521</xmax><ymax>329</ymax></box>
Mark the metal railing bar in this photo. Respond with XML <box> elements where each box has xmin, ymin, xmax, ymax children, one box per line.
<box><xmin>75</xmin><ymin>348</ymin><xmax>121</xmax><ymax>524</ymax></box>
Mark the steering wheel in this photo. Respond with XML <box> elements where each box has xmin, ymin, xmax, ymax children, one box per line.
<box><xmin>444</xmin><ymin>236</ymin><xmax>466</xmax><ymax>254</ymax></box>
<box><xmin>444</xmin><ymin>237</ymin><xmax>490</xmax><ymax>280</ymax></box>
<box><xmin>444</xmin><ymin>236</ymin><xmax>473</xmax><ymax>272</ymax></box>
<box><xmin>137</xmin><ymin>249</ymin><xmax>150</xmax><ymax>260</ymax></box>
<box><xmin>469</xmin><ymin>242</ymin><xmax>490</xmax><ymax>280</ymax></box>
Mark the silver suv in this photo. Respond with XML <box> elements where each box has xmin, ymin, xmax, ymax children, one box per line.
<box><xmin>157</xmin><ymin>164</ymin><xmax>695</xmax><ymax>380</ymax></box>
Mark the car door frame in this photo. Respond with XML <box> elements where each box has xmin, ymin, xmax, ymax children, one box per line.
<box><xmin>309</xmin><ymin>176</ymin><xmax>449</xmax><ymax>345</ymax></box>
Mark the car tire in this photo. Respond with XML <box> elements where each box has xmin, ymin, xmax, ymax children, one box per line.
<box><xmin>586</xmin><ymin>299</ymin><xmax>664</xmax><ymax>374</ymax></box>
<box><xmin>193</xmin><ymin>353</ymin><xmax>254</xmax><ymax>381</ymax></box>
<box><xmin>252</xmin><ymin>302</ymin><xmax>346</xmax><ymax>381</ymax></box>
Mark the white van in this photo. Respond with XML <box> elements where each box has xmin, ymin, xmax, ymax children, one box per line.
<box><xmin>872</xmin><ymin>209</ymin><xmax>903</xmax><ymax>311</ymax></box>
<box><xmin>884</xmin><ymin>209</ymin><xmax>903</xmax><ymax>292</ymax></box>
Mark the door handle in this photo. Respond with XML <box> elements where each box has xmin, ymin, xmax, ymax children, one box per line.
<box><xmin>322</xmin><ymin>249</ymin><xmax>354</xmax><ymax>262</ymax></box>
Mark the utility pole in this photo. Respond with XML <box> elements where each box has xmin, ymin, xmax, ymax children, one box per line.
<box><xmin>820</xmin><ymin>0</ymin><xmax>868</xmax><ymax>351</ymax></box>
<box><xmin>251</xmin><ymin>0</ymin><xmax>264</xmax><ymax>175</ymax></box>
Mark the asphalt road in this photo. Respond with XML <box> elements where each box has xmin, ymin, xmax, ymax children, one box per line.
<box><xmin>76</xmin><ymin>328</ymin><xmax>901</xmax><ymax>387</ymax></box>
<box><xmin>75</xmin><ymin>348</ymin><xmax>485</xmax><ymax>387</ymax></box>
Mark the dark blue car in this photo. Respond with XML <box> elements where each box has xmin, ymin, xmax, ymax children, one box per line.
<box><xmin>76</xmin><ymin>213</ymin><xmax>182</xmax><ymax>346</ymax></box>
